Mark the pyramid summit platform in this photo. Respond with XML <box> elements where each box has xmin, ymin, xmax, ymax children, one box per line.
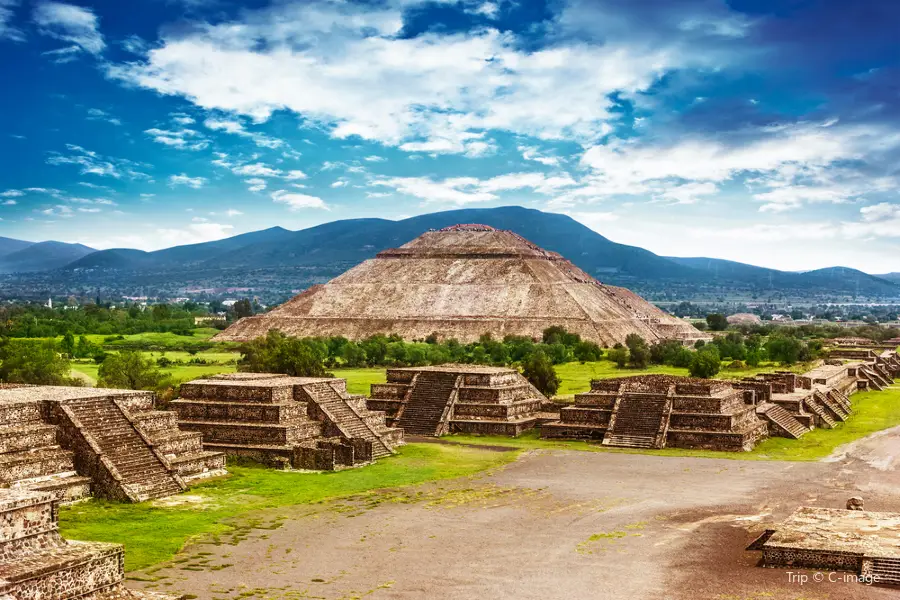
<box><xmin>215</xmin><ymin>224</ymin><xmax>708</xmax><ymax>347</ymax></box>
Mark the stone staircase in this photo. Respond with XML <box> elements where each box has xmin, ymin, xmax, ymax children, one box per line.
<box><xmin>860</xmin><ymin>366</ymin><xmax>887</xmax><ymax>391</ymax></box>
<box><xmin>65</xmin><ymin>398</ymin><xmax>183</xmax><ymax>502</ymax></box>
<box><xmin>603</xmin><ymin>395</ymin><xmax>669</xmax><ymax>449</ymax></box>
<box><xmin>302</xmin><ymin>381</ymin><xmax>398</xmax><ymax>459</ymax></box>
<box><xmin>0</xmin><ymin>401</ymin><xmax>91</xmax><ymax>503</ymax></box>
<box><xmin>872</xmin><ymin>557</ymin><xmax>900</xmax><ymax>586</ymax></box>
<box><xmin>812</xmin><ymin>391</ymin><xmax>848</xmax><ymax>423</ymax></box>
<box><xmin>803</xmin><ymin>395</ymin><xmax>837</xmax><ymax>429</ymax></box>
<box><xmin>0</xmin><ymin>489</ymin><xmax>126</xmax><ymax>599</ymax></box>
<box><xmin>397</xmin><ymin>372</ymin><xmax>460</xmax><ymax>436</ymax></box>
<box><xmin>757</xmin><ymin>403</ymin><xmax>809</xmax><ymax>439</ymax></box>
<box><xmin>130</xmin><ymin>410</ymin><xmax>226</xmax><ymax>483</ymax></box>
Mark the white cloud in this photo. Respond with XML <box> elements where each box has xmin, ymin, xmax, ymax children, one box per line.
<box><xmin>271</xmin><ymin>189</ymin><xmax>328</xmax><ymax>210</ymax></box>
<box><xmin>860</xmin><ymin>202</ymin><xmax>900</xmax><ymax>223</ymax></box>
<box><xmin>86</xmin><ymin>108</ymin><xmax>122</xmax><ymax>126</ymax></box>
<box><xmin>144</xmin><ymin>127</ymin><xmax>209</xmax><ymax>151</ymax></box>
<box><xmin>0</xmin><ymin>189</ymin><xmax>24</xmax><ymax>197</ymax></box>
<box><xmin>40</xmin><ymin>205</ymin><xmax>74</xmax><ymax>218</ymax></box>
<box><xmin>33</xmin><ymin>1</ymin><xmax>104</xmax><ymax>55</ymax></box>
<box><xmin>283</xmin><ymin>170</ymin><xmax>307</xmax><ymax>180</ymax></box>
<box><xmin>519</xmin><ymin>145</ymin><xmax>561</xmax><ymax>167</ymax></box>
<box><xmin>244</xmin><ymin>178</ymin><xmax>266</xmax><ymax>192</ymax></box>
<box><xmin>46</xmin><ymin>144</ymin><xmax>150</xmax><ymax>179</ymax></box>
<box><xmin>156</xmin><ymin>222</ymin><xmax>234</xmax><ymax>247</ymax></box>
<box><xmin>41</xmin><ymin>44</ymin><xmax>81</xmax><ymax>64</ymax></box>
<box><xmin>374</xmin><ymin>171</ymin><xmax>577</xmax><ymax>205</ymax></box>
<box><xmin>77</xmin><ymin>207</ymin><xmax>101</xmax><ymax>213</ymax></box>
<box><xmin>330</xmin><ymin>180</ymin><xmax>348</xmax><ymax>188</ymax></box>
<box><xmin>654</xmin><ymin>182</ymin><xmax>718</xmax><ymax>206</ymax></box>
<box><xmin>203</xmin><ymin>118</ymin><xmax>284</xmax><ymax>148</ymax></box>
<box><xmin>364</xmin><ymin>155</ymin><xmax>386</xmax><ymax>162</ymax></box>
<box><xmin>171</xmin><ymin>113</ymin><xmax>196</xmax><ymax>125</ymax></box>
<box><xmin>232</xmin><ymin>162</ymin><xmax>280</xmax><ymax>177</ymax></box>
<box><xmin>168</xmin><ymin>173</ymin><xmax>207</xmax><ymax>188</ymax></box>
<box><xmin>225</xmin><ymin>208</ymin><xmax>243</xmax><ymax>217</ymax></box>
<box><xmin>106</xmin><ymin>1</ymin><xmax>697</xmax><ymax>155</ymax></box>
<box><xmin>0</xmin><ymin>0</ymin><xmax>25</xmax><ymax>42</ymax></box>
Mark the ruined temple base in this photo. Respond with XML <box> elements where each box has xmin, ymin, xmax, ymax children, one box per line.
<box><xmin>752</xmin><ymin>507</ymin><xmax>900</xmax><ymax>586</ymax></box>
<box><xmin>448</xmin><ymin>417</ymin><xmax>539</xmax><ymax>437</ymax></box>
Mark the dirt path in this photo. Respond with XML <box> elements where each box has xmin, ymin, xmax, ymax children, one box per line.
<box><xmin>131</xmin><ymin>432</ymin><xmax>900</xmax><ymax>600</ymax></box>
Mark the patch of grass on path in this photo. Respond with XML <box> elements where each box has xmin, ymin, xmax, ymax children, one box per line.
<box><xmin>331</xmin><ymin>367</ymin><xmax>387</xmax><ymax>395</ymax></box>
<box><xmin>59</xmin><ymin>443</ymin><xmax>516</xmax><ymax>572</ymax></box>
<box><xmin>444</xmin><ymin>385</ymin><xmax>900</xmax><ymax>462</ymax></box>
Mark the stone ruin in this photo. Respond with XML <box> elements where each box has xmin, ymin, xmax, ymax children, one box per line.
<box><xmin>214</xmin><ymin>224</ymin><xmax>710</xmax><ymax>347</ymax></box>
<box><xmin>541</xmin><ymin>375</ymin><xmax>767</xmax><ymax>450</ymax></box>
<box><xmin>172</xmin><ymin>373</ymin><xmax>403</xmax><ymax>470</ymax></box>
<box><xmin>543</xmin><ymin>352</ymin><xmax>900</xmax><ymax>450</ymax></box>
<box><xmin>749</xmin><ymin>505</ymin><xmax>900</xmax><ymax>586</ymax></box>
<box><xmin>0</xmin><ymin>386</ymin><xmax>224</xmax><ymax>503</ymax></box>
<box><xmin>0</xmin><ymin>488</ymin><xmax>173</xmax><ymax>599</ymax></box>
<box><xmin>367</xmin><ymin>365</ymin><xmax>549</xmax><ymax>436</ymax></box>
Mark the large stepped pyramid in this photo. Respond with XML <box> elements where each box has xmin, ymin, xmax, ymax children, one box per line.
<box><xmin>214</xmin><ymin>224</ymin><xmax>710</xmax><ymax>347</ymax></box>
<box><xmin>0</xmin><ymin>488</ymin><xmax>176</xmax><ymax>599</ymax></box>
<box><xmin>369</xmin><ymin>365</ymin><xmax>547</xmax><ymax>437</ymax></box>
<box><xmin>173</xmin><ymin>373</ymin><xmax>401</xmax><ymax>470</ymax></box>
<box><xmin>0</xmin><ymin>386</ymin><xmax>224</xmax><ymax>503</ymax></box>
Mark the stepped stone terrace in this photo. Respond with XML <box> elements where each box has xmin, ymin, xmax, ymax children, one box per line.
<box><xmin>750</xmin><ymin>507</ymin><xmax>900</xmax><ymax>586</ymax></box>
<box><xmin>0</xmin><ymin>385</ymin><xmax>225</xmax><ymax>503</ymax></box>
<box><xmin>0</xmin><ymin>488</ymin><xmax>176</xmax><ymax>599</ymax></box>
<box><xmin>541</xmin><ymin>375</ymin><xmax>767</xmax><ymax>451</ymax></box>
<box><xmin>173</xmin><ymin>373</ymin><xmax>403</xmax><ymax>471</ymax></box>
<box><xmin>367</xmin><ymin>365</ymin><xmax>548</xmax><ymax>437</ymax></box>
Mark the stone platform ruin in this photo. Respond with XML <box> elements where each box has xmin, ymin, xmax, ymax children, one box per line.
<box><xmin>541</xmin><ymin>375</ymin><xmax>767</xmax><ymax>450</ymax></box>
<box><xmin>172</xmin><ymin>373</ymin><xmax>403</xmax><ymax>470</ymax></box>
<box><xmin>750</xmin><ymin>506</ymin><xmax>900</xmax><ymax>586</ymax></box>
<box><xmin>0</xmin><ymin>488</ymin><xmax>176</xmax><ymax>599</ymax></box>
<box><xmin>0</xmin><ymin>386</ymin><xmax>224</xmax><ymax>503</ymax></box>
<box><xmin>367</xmin><ymin>365</ymin><xmax>548</xmax><ymax>437</ymax></box>
<box><xmin>214</xmin><ymin>224</ymin><xmax>709</xmax><ymax>347</ymax></box>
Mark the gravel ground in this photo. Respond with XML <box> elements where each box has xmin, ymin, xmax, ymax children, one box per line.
<box><xmin>133</xmin><ymin>429</ymin><xmax>900</xmax><ymax>600</ymax></box>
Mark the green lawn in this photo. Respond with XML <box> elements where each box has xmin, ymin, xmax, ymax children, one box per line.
<box><xmin>330</xmin><ymin>367</ymin><xmax>387</xmax><ymax>395</ymax></box>
<box><xmin>445</xmin><ymin>385</ymin><xmax>900</xmax><ymax>462</ymax></box>
<box><xmin>59</xmin><ymin>443</ymin><xmax>517</xmax><ymax>572</ymax></box>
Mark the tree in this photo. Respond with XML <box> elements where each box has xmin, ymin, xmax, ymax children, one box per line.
<box><xmin>98</xmin><ymin>350</ymin><xmax>170</xmax><ymax>390</ymax></box>
<box><xmin>609</xmin><ymin>347</ymin><xmax>629</xmax><ymax>368</ymax></box>
<box><xmin>706</xmin><ymin>313</ymin><xmax>728</xmax><ymax>331</ymax></box>
<box><xmin>573</xmin><ymin>340</ymin><xmax>603</xmax><ymax>362</ymax></box>
<box><xmin>522</xmin><ymin>350</ymin><xmax>560</xmax><ymax>397</ymax></box>
<box><xmin>0</xmin><ymin>339</ymin><xmax>74</xmax><ymax>385</ymax></box>
<box><xmin>59</xmin><ymin>332</ymin><xmax>76</xmax><ymax>358</ymax></box>
<box><xmin>238</xmin><ymin>330</ymin><xmax>328</xmax><ymax>377</ymax></box>
<box><xmin>233</xmin><ymin>299</ymin><xmax>253</xmax><ymax>320</ymax></box>
<box><xmin>689</xmin><ymin>347</ymin><xmax>721</xmax><ymax>378</ymax></box>
<box><xmin>765</xmin><ymin>335</ymin><xmax>803</xmax><ymax>364</ymax></box>
<box><xmin>625</xmin><ymin>334</ymin><xmax>650</xmax><ymax>369</ymax></box>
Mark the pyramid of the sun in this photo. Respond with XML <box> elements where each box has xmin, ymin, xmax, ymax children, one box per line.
<box><xmin>215</xmin><ymin>224</ymin><xmax>708</xmax><ymax>346</ymax></box>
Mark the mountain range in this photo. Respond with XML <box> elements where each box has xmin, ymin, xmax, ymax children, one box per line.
<box><xmin>2</xmin><ymin>207</ymin><xmax>898</xmax><ymax>298</ymax></box>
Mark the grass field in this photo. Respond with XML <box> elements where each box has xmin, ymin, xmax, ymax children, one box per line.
<box><xmin>59</xmin><ymin>443</ymin><xmax>517</xmax><ymax>572</ymax></box>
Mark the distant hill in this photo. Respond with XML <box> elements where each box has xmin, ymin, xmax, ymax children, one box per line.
<box><xmin>0</xmin><ymin>236</ymin><xmax>34</xmax><ymax>259</ymax></box>
<box><xmin>877</xmin><ymin>272</ymin><xmax>900</xmax><ymax>284</ymax></box>
<box><xmin>0</xmin><ymin>207</ymin><xmax>896</xmax><ymax>299</ymax></box>
<box><xmin>669</xmin><ymin>257</ymin><xmax>900</xmax><ymax>297</ymax></box>
<box><xmin>0</xmin><ymin>241</ymin><xmax>95</xmax><ymax>273</ymax></box>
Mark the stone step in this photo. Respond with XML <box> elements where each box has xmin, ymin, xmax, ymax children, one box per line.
<box><xmin>20</xmin><ymin>474</ymin><xmax>92</xmax><ymax>504</ymax></box>
<box><xmin>0</xmin><ymin>423</ymin><xmax>60</xmax><ymax>455</ymax></box>
<box><xmin>603</xmin><ymin>434</ymin><xmax>655</xmax><ymax>448</ymax></box>
<box><xmin>0</xmin><ymin>447</ymin><xmax>75</xmax><ymax>484</ymax></box>
<box><xmin>0</xmin><ymin>541</ymin><xmax>124</xmax><ymax>600</ymax></box>
<box><xmin>758</xmin><ymin>403</ymin><xmax>808</xmax><ymax>439</ymax></box>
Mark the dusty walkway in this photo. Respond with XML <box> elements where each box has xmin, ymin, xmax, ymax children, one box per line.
<box><xmin>133</xmin><ymin>431</ymin><xmax>900</xmax><ymax>600</ymax></box>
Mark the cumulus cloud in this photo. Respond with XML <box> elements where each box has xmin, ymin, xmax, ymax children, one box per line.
<box><xmin>33</xmin><ymin>1</ymin><xmax>104</xmax><ymax>55</ymax></box>
<box><xmin>104</xmin><ymin>0</ymin><xmax>706</xmax><ymax>156</ymax></box>
<box><xmin>0</xmin><ymin>189</ymin><xmax>24</xmax><ymax>197</ymax></box>
<box><xmin>168</xmin><ymin>173</ymin><xmax>207</xmax><ymax>188</ymax></box>
<box><xmin>271</xmin><ymin>189</ymin><xmax>328</xmax><ymax>210</ymax></box>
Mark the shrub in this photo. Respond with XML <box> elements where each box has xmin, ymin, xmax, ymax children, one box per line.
<box><xmin>689</xmin><ymin>347</ymin><xmax>721</xmax><ymax>378</ymax></box>
<box><xmin>522</xmin><ymin>350</ymin><xmax>560</xmax><ymax>397</ymax></box>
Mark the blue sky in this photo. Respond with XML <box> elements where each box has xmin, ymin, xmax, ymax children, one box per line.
<box><xmin>1</xmin><ymin>0</ymin><xmax>899</xmax><ymax>272</ymax></box>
